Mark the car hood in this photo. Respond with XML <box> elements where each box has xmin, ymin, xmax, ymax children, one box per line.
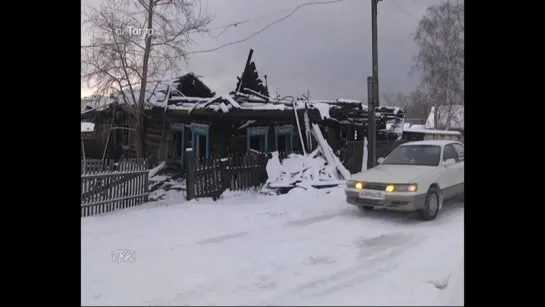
<box><xmin>351</xmin><ymin>164</ymin><xmax>434</xmax><ymax>183</ymax></box>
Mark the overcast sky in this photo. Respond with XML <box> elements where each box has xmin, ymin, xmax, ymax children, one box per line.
<box><xmin>81</xmin><ymin>0</ymin><xmax>440</xmax><ymax>100</ymax></box>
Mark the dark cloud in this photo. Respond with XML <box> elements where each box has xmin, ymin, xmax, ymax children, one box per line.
<box><xmin>81</xmin><ymin>0</ymin><xmax>441</xmax><ymax>100</ymax></box>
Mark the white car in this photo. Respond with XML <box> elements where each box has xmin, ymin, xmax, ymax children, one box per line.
<box><xmin>345</xmin><ymin>140</ymin><xmax>464</xmax><ymax>221</ymax></box>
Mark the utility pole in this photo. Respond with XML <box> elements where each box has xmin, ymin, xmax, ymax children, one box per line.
<box><xmin>367</xmin><ymin>76</ymin><xmax>376</xmax><ymax>169</ymax></box>
<box><xmin>371</xmin><ymin>0</ymin><xmax>381</xmax><ymax>107</ymax></box>
<box><xmin>366</xmin><ymin>0</ymin><xmax>381</xmax><ymax>168</ymax></box>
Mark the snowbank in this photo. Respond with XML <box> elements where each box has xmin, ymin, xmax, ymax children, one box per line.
<box><xmin>146</xmin><ymin>161</ymin><xmax>187</xmax><ymax>202</ymax></box>
<box><xmin>148</xmin><ymin>161</ymin><xmax>166</xmax><ymax>178</ymax></box>
<box><xmin>262</xmin><ymin>124</ymin><xmax>350</xmax><ymax>193</ymax></box>
<box><xmin>263</xmin><ymin>151</ymin><xmax>347</xmax><ymax>193</ymax></box>
<box><xmin>267</xmin><ymin>153</ymin><xmax>343</xmax><ymax>185</ymax></box>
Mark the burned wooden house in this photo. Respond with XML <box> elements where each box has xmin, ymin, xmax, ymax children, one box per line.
<box><xmin>82</xmin><ymin>47</ymin><xmax>405</xmax><ymax>173</ymax></box>
<box><xmin>81</xmin><ymin>75</ymin><xmax>405</xmax><ymax>173</ymax></box>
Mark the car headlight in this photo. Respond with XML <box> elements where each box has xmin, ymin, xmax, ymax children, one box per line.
<box><xmin>347</xmin><ymin>180</ymin><xmax>364</xmax><ymax>189</ymax></box>
<box><xmin>385</xmin><ymin>184</ymin><xmax>417</xmax><ymax>192</ymax></box>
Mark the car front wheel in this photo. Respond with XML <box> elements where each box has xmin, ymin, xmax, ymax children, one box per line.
<box><xmin>419</xmin><ymin>187</ymin><xmax>441</xmax><ymax>221</ymax></box>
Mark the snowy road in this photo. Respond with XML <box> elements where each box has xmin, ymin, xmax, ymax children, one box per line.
<box><xmin>81</xmin><ymin>188</ymin><xmax>464</xmax><ymax>306</ymax></box>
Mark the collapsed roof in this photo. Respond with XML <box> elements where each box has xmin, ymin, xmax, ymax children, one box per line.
<box><xmin>81</xmin><ymin>73</ymin><xmax>406</xmax><ymax>128</ymax></box>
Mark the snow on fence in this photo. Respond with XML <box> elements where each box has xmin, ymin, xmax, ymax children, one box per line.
<box><xmin>81</xmin><ymin>158</ymin><xmax>148</xmax><ymax>174</ymax></box>
<box><xmin>81</xmin><ymin>159</ymin><xmax>115</xmax><ymax>173</ymax></box>
<box><xmin>81</xmin><ymin>158</ymin><xmax>149</xmax><ymax>217</ymax></box>
<box><xmin>185</xmin><ymin>149</ymin><xmax>268</xmax><ymax>201</ymax></box>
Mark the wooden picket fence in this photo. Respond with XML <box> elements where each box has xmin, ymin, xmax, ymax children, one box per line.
<box><xmin>81</xmin><ymin>158</ymin><xmax>149</xmax><ymax>217</ymax></box>
<box><xmin>185</xmin><ymin>150</ymin><xmax>268</xmax><ymax>201</ymax></box>
<box><xmin>81</xmin><ymin>159</ymin><xmax>115</xmax><ymax>173</ymax></box>
<box><xmin>81</xmin><ymin>158</ymin><xmax>148</xmax><ymax>174</ymax></box>
<box><xmin>340</xmin><ymin>140</ymin><xmax>403</xmax><ymax>173</ymax></box>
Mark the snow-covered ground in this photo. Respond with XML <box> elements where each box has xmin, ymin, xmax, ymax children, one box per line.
<box><xmin>82</xmin><ymin>188</ymin><xmax>464</xmax><ymax>306</ymax></box>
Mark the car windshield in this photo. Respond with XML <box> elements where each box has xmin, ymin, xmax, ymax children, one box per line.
<box><xmin>382</xmin><ymin>145</ymin><xmax>441</xmax><ymax>166</ymax></box>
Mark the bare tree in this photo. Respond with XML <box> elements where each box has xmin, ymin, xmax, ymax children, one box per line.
<box><xmin>412</xmin><ymin>0</ymin><xmax>464</xmax><ymax>130</ymax></box>
<box><xmin>81</xmin><ymin>0</ymin><xmax>212</xmax><ymax>158</ymax></box>
<box><xmin>382</xmin><ymin>90</ymin><xmax>430</xmax><ymax>124</ymax></box>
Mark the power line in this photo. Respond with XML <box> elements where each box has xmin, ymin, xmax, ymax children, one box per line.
<box><xmin>390</xmin><ymin>0</ymin><xmax>420</xmax><ymax>21</ymax></box>
<box><xmin>193</xmin><ymin>6</ymin><xmax>299</xmax><ymax>39</ymax></box>
<box><xmin>186</xmin><ymin>0</ymin><xmax>344</xmax><ymax>55</ymax></box>
<box><xmin>203</xmin><ymin>7</ymin><xmax>299</xmax><ymax>32</ymax></box>
<box><xmin>81</xmin><ymin>0</ymin><xmax>342</xmax><ymax>49</ymax></box>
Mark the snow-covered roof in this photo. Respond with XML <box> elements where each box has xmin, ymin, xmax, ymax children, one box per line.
<box><xmin>425</xmin><ymin>105</ymin><xmax>464</xmax><ymax>130</ymax></box>
<box><xmin>80</xmin><ymin>76</ymin><xmax>405</xmax><ymax>127</ymax></box>
<box><xmin>403</xmin><ymin>123</ymin><xmax>426</xmax><ymax>130</ymax></box>
<box><xmin>83</xmin><ymin>90</ymin><xmax>404</xmax><ymax>123</ymax></box>
<box><xmin>404</xmin><ymin>128</ymin><xmax>461</xmax><ymax>135</ymax></box>
<box><xmin>81</xmin><ymin>122</ymin><xmax>95</xmax><ymax>132</ymax></box>
<box><xmin>165</xmin><ymin>92</ymin><xmax>405</xmax><ymax>125</ymax></box>
<box><xmin>81</xmin><ymin>73</ymin><xmax>213</xmax><ymax>113</ymax></box>
<box><xmin>381</xmin><ymin>117</ymin><xmax>405</xmax><ymax>138</ymax></box>
<box><xmin>400</xmin><ymin>140</ymin><xmax>463</xmax><ymax>147</ymax></box>
<box><xmin>81</xmin><ymin>81</ymin><xmax>171</xmax><ymax>113</ymax></box>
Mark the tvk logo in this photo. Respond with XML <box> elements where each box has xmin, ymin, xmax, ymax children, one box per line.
<box><xmin>111</xmin><ymin>249</ymin><xmax>136</xmax><ymax>263</ymax></box>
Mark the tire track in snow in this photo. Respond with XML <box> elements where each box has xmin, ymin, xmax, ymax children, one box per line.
<box><xmin>189</xmin><ymin>206</ymin><xmax>354</xmax><ymax>247</ymax></box>
<box><xmin>284</xmin><ymin>212</ymin><xmax>342</xmax><ymax>227</ymax></box>
<box><xmin>195</xmin><ymin>231</ymin><xmax>250</xmax><ymax>244</ymax></box>
<box><xmin>189</xmin><ymin>200</ymin><xmax>461</xmax><ymax>248</ymax></box>
<box><xmin>163</xmin><ymin>201</ymin><xmax>461</xmax><ymax>305</ymax></box>
<box><xmin>252</xmin><ymin>233</ymin><xmax>428</xmax><ymax>305</ymax></box>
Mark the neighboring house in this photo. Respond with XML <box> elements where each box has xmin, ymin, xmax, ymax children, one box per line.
<box><xmin>81</xmin><ymin>95</ymin><xmax>106</xmax><ymax>111</ymax></box>
<box><xmin>425</xmin><ymin>105</ymin><xmax>464</xmax><ymax>132</ymax></box>
<box><xmin>403</xmin><ymin>126</ymin><xmax>462</xmax><ymax>142</ymax></box>
<box><xmin>81</xmin><ymin>122</ymin><xmax>103</xmax><ymax>159</ymax></box>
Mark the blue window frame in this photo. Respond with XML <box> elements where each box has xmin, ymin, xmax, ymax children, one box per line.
<box><xmin>246</xmin><ymin>126</ymin><xmax>269</xmax><ymax>152</ymax></box>
<box><xmin>274</xmin><ymin>124</ymin><xmax>294</xmax><ymax>151</ymax></box>
<box><xmin>190</xmin><ymin>123</ymin><xmax>210</xmax><ymax>158</ymax></box>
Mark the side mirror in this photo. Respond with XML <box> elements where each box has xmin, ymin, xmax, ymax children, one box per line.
<box><xmin>443</xmin><ymin>158</ymin><xmax>456</xmax><ymax>167</ymax></box>
<box><xmin>377</xmin><ymin>157</ymin><xmax>385</xmax><ymax>164</ymax></box>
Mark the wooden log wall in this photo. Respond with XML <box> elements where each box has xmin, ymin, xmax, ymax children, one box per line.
<box><xmin>127</xmin><ymin>112</ymin><xmax>169</xmax><ymax>165</ymax></box>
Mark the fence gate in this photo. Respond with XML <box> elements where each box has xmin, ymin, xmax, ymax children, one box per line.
<box><xmin>185</xmin><ymin>150</ymin><xmax>268</xmax><ymax>201</ymax></box>
<box><xmin>341</xmin><ymin>141</ymin><xmax>364</xmax><ymax>174</ymax></box>
<box><xmin>81</xmin><ymin>159</ymin><xmax>149</xmax><ymax>217</ymax></box>
<box><xmin>340</xmin><ymin>140</ymin><xmax>405</xmax><ymax>173</ymax></box>
<box><xmin>376</xmin><ymin>140</ymin><xmax>406</xmax><ymax>161</ymax></box>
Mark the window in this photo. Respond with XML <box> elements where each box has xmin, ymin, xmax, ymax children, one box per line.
<box><xmin>452</xmin><ymin>143</ymin><xmax>464</xmax><ymax>161</ymax></box>
<box><xmin>382</xmin><ymin>145</ymin><xmax>441</xmax><ymax>167</ymax></box>
<box><xmin>443</xmin><ymin>145</ymin><xmax>458</xmax><ymax>162</ymax></box>
<box><xmin>121</xmin><ymin>128</ymin><xmax>131</xmax><ymax>146</ymax></box>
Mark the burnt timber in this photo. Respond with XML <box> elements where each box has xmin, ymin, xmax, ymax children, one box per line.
<box><xmin>81</xmin><ymin>73</ymin><xmax>405</xmax><ymax>170</ymax></box>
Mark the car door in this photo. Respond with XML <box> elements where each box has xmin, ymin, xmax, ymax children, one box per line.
<box><xmin>439</xmin><ymin>144</ymin><xmax>460</xmax><ymax>199</ymax></box>
<box><xmin>451</xmin><ymin>143</ymin><xmax>465</xmax><ymax>194</ymax></box>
